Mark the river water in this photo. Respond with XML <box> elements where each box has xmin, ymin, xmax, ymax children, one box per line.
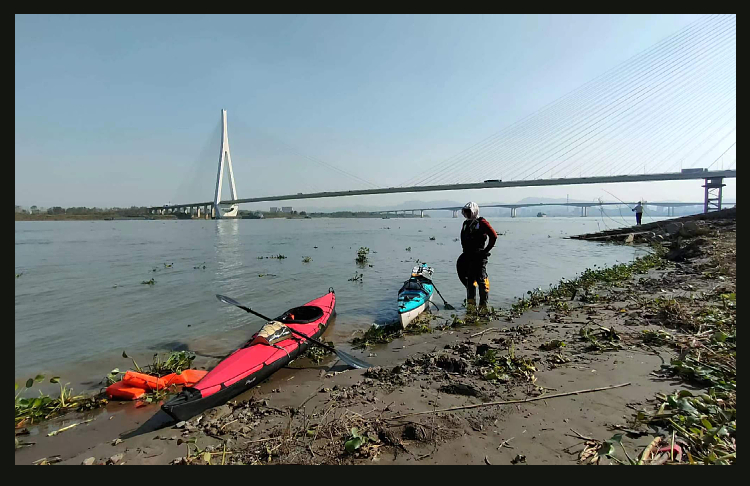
<box><xmin>15</xmin><ymin>216</ymin><xmax>648</xmax><ymax>390</ymax></box>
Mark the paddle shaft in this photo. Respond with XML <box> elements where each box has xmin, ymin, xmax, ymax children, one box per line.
<box><xmin>233</xmin><ymin>304</ymin><xmax>337</xmax><ymax>353</ymax></box>
<box><xmin>430</xmin><ymin>283</ymin><xmax>455</xmax><ymax>309</ymax></box>
<box><xmin>216</xmin><ymin>293</ymin><xmax>373</xmax><ymax>369</ymax></box>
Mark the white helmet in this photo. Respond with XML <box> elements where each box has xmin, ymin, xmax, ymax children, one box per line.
<box><xmin>462</xmin><ymin>201</ymin><xmax>479</xmax><ymax>220</ymax></box>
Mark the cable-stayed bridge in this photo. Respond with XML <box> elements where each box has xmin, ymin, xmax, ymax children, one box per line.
<box><xmin>150</xmin><ymin>14</ymin><xmax>736</xmax><ymax>219</ymax></box>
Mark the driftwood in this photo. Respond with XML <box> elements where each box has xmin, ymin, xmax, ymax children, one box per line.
<box><xmin>386</xmin><ymin>383</ymin><xmax>631</xmax><ymax>420</ymax></box>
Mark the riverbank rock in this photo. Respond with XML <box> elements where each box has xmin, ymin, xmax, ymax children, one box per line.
<box><xmin>679</xmin><ymin>221</ymin><xmax>708</xmax><ymax>237</ymax></box>
<box><xmin>665</xmin><ymin>222</ymin><xmax>683</xmax><ymax>236</ymax></box>
<box><xmin>666</xmin><ymin>238</ymin><xmax>707</xmax><ymax>262</ymax></box>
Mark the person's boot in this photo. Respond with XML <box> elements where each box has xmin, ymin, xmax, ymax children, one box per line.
<box><xmin>478</xmin><ymin>278</ymin><xmax>490</xmax><ymax>314</ymax></box>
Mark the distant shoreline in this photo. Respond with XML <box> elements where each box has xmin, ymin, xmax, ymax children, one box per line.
<box><xmin>15</xmin><ymin>212</ymin><xmax>426</xmax><ymax>221</ymax></box>
<box><xmin>15</xmin><ymin>214</ymin><xmax>172</xmax><ymax>222</ymax></box>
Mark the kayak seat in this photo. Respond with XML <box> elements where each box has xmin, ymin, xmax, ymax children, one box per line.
<box><xmin>278</xmin><ymin>305</ymin><xmax>324</xmax><ymax>324</ymax></box>
<box><xmin>399</xmin><ymin>278</ymin><xmax>429</xmax><ymax>294</ymax></box>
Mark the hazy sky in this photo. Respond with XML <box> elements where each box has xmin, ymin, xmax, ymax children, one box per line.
<box><xmin>15</xmin><ymin>14</ymin><xmax>736</xmax><ymax>210</ymax></box>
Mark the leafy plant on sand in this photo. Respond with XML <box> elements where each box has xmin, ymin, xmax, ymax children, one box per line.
<box><xmin>475</xmin><ymin>345</ymin><xmax>536</xmax><ymax>383</ymax></box>
<box><xmin>539</xmin><ymin>340</ymin><xmax>566</xmax><ymax>351</ymax></box>
<box><xmin>509</xmin><ymin>253</ymin><xmax>665</xmax><ymax>317</ymax></box>
<box><xmin>15</xmin><ymin>375</ymin><xmax>107</xmax><ymax>428</ymax></box>
<box><xmin>344</xmin><ymin>427</ymin><xmax>379</xmax><ymax>455</ymax></box>
<box><xmin>301</xmin><ymin>340</ymin><xmax>335</xmax><ymax>364</ymax></box>
<box><xmin>147</xmin><ymin>350</ymin><xmax>196</xmax><ymax>376</ymax></box>
<box><xmin>449</xmin><ymin>304</ymin><xmax>502</xmax><ymax>327</ymax></box>
<box><xmin>596</xmin><ymin>390</ymin><xmax>736</xmax><ymax>465</ymax></box>
<box><xmin>351</xmin><ymin>320</ymin><xmax>433</xmax><ymax>348</ymax></box>
<box><xmin>579</xmin><ymin>326</ymin><xmax>621</xmax><ymax>352</ymax></box>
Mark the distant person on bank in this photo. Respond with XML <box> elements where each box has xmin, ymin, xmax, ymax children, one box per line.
<box><xmin>632</xmin><ymin>201</ymin><xmax>644</xmax><ymax>225</ymax></box>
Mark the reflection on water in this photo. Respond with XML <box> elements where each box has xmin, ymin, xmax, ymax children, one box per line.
<box><xmin>16</xmin><ymin>217</ymin><xmax>645</xmax><ymax>390</ymax></box>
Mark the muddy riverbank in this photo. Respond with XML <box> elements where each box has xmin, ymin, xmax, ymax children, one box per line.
<box><xmin>15</xmin><ymin>211</ymin><xmax>735</xmax><ymax>465</ymax></box>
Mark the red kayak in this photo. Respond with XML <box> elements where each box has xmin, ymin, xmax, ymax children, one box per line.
<box><xmin>162</xmin><ymin>289</ymin><xmax>335</xmax><ymax>422</ymax></box>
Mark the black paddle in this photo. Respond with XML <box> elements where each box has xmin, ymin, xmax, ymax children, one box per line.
<box><xmin>215</xmin><ymin>294</ymin><xmax>373</xmax><ymax>370</ymax></box>
<box><xmin>430</xmin><ymin>283</ymin><xmax>455</xmax><ymax>310</ymax></box>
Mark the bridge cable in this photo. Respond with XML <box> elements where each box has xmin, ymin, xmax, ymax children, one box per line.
<box><xmin>569</xmin><ymin>69</ymin><xmax>736</xmax><ymax>178</ymax></box>
<box><xmin>512</xmin><ymin>28</ymin><xmax>736</xmax><ymax>181</ymax></box>
<box><xmin>462</xmin><ymin>21</ymin><xmax>736</xmax><ymax>184</ymax></box>
<box><xmin>705</xmin><ymin>141</ymin><xmax>736</xmax><ymax>171</ymax></box>
<box><xmin>410</xmin><ymin>16</ymin><xmax>734</xmax><ymax>186</ymax></box>
<box><xmin>399</xmin><ymin>14</ymin><xmax>722</xmax><ymax>187</ymax></box>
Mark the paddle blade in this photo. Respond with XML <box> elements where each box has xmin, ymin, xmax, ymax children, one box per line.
<box><xmin>335</xmin><ymin>349</ymin><xmax>373</xmax><ymax>370</ymax></box>
<box><xmin>443</xmin><ymin>303</ymin><xmax>456</xmax><ymax>310</ymax></box>
<box><xmin>216</xmin><ymin>294</ymin><xmax>242</xmax><ymax>307</ymax></box>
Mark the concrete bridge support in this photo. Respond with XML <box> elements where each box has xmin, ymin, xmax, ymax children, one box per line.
<box><xmin>510</xmin><ymin>207</ymin><xmax>517</xmax><ymax>218</ymax></box>
<box><xmin>703</xmin><ymin>177</ymin><xmax>725</xmax><ymax>213</ymax></box>
<box><xmin>580</xmin><ymin>206</ymin><xmax>588</xmax><ymax>217</ymax></box>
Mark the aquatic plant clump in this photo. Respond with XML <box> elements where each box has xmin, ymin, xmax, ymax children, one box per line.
<box><xmin>509</xmin><ymin>253</ymin><xmax>665</xmax><ymax>317</ymax></box>
<box><xmin>355</xmin><ymin>247</ymin><xmax>370</xmax><ymax>264</ymax></box>
<box><xmin>15</xmin><ymin>375</ymin><xmax>108</xmax><ymax>428</ymax></box>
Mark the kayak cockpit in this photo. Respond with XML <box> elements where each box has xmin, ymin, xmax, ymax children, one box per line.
<box><xmin>278</xmin><ymin>305</ymin><xmax>324</xmax><ymax>324</ymax></box>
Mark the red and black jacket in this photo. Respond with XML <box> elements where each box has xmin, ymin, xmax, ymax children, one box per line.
<box><xmin>460</xmin><ymin>217</ymin><xmax>498</xmax><ymax>255</ymax></box>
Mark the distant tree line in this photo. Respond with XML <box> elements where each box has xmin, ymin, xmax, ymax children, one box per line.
<box><xmin>43</xmin><ymin>206</ymin><xmax>153</xmax><ymax>216</ymax></box>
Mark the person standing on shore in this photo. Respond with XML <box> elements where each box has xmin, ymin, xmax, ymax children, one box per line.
<box><xmin>632</xmin><ymin>201</ymin><xmax>644</xmax><ymax>225</ymax></box>
<box><xmin>456</xmin><ymin>202</ymin><xmax>497</xmax><ymax>312</ymax></box>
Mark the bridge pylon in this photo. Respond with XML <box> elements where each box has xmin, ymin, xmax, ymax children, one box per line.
<box><xmin>213</xmin><ymin>109</ymin><xmax>239</xmax><ymax>219</ymax></box>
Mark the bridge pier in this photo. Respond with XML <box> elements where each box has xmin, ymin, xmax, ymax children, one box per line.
<box><xmin>510</xmin><ymin>207</ymin><xmax>516</xmax><ymax>218</ymax></box>
<box><xmin>452</xmin><ymin>210</ymin><xmax>457</xmax><ymax>218</ymax></box>
<box><xmin>420</xmin><ymin>210</ymin><xmax>424</xmax><ymax>218</ymax></box>
<box><xmin>703</xmin><ymin>177</ymin><xmax>725</xmax><ymax>213</ymax></box>
<box><xmin>580</xmin><ymin>206</ymin><xmax>588</xmax><ymax>217</ymax></box>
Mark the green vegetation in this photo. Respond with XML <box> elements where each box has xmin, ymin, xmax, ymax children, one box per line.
<box><xmin>300</xmin><ymin>340</ymin><xmax>335</xmax><ymax>364</ymax></box>
<box><xmin>599</xmin><ymin>389</ymin><xmax>736</xmax><ymax>465</ymax></box>
<box><xmin>351</xmin><ymin>319</ymin><xmax>432</xmax><ymax>349</ymax></box>
<box><xmin>352</xmin><ymin>325</ymin><xmax>398</xmax><ymax>348</ymax></box>
<box><xmin>141</xmin><ymin>278</ymin><xmax>156</xmax><ymax>285</ymax></box>
<box><xmin>509</xmin><ymin>252</ymin><xmax>665</xmax><ymax>317</ymax></box>
<box><xmin>579</xmin><ymin>325</ymin><xmax>621</xmax><ymax>352</ymax></box>
<box><xmin>355</xmin><ymin>247</ymin><xmax>370</xmax><ymax>264</ymax></box>
<box><xmin>302</xmin><ymin>256</ymin><xmax>312</xmax><ymax>263</ymax></box>
<box><xmin>539</xmin><ymin>340</ymin><xmax>566</xmax><ymax>351</ymax></box>
<box><xmin>475</xmin><ymin>345</ymin><xmax>536</xmax><ymax>383</ymax></box>
<box><xmin>15</xmin><ymin>375</ymin><xmax>107</xmax><ymax>428</ymax></box>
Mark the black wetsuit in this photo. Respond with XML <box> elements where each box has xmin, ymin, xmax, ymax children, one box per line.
<box><xmin>456</xmin><ymin>217</ymin><xmax>497</xmax><ymax>307</ymax></box>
